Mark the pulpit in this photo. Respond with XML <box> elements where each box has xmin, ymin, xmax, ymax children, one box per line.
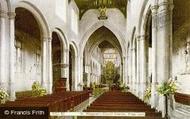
<box><xmin>55</xmin><ymin>78</ymin><xmax>67</xmax><ymax>93</ymax></box>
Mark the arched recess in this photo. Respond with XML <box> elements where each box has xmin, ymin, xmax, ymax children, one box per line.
<box><xmin>69</xmin><ymin>41</ymin><xmax>78</xmax><ymax>91</ymax></box>
<box><xmin>14</xmin><ymin>1</ymin><xmax>50</xmax><ymax>92</ymax></box>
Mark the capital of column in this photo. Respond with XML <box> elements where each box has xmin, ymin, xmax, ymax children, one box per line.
<box><xmin>7</xmin><ymin>12</ymin><xmax>16</xmax><ymax>19</ymax></box>
<box><xmin>0</xmin><ymin>10</ymin><xmax>7</xmax><ymax>18</ymax></box>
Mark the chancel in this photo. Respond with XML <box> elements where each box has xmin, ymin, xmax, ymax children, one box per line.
<box><xmin>0</xmin><ymin>0</ymin><xmax>190</xmax><ymax>119</ymax></box>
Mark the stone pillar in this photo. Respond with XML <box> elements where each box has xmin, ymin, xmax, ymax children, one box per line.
<box><xmin>0</xmin><ymin>10</ymin><xmax>7</xmax><ymax>89</ymax></box>
<box><xmin>85</xmin><ymin>64</ymin><xmax>91</xmax><ymax>87</ymax></box>
<box><xmin>73</xmin><ymin>55</ymin><xmax>79</xmax><ymax>91</ymax></box>
<box><xmin>139</xmin><ymin>35</ymin><xmax>147</xmax><ymax>99</ymax></box>
<box><xmin>78</xmin><ymin>56</ymin><xmax>83</xmax><ymax>91</ymax></box>
<box><xmin>130</xmin><ymin>47</ymin><xmax>133</xmax><ymax>91</ymax></box>
<box><xmin>42</xmin><ymin>36</ymin><xmax>48</xmax><ymax>90</ymax></box>
<box><xmin>47</xmin><ymin>37</ymin><xmax>53</xmax><ymax>94</ymax></box>
<box><xmin>127</xmin><ymin>48</ymin><xmax>132</xmax><ymax>88</ymax></box>
<box><xmin>151</xmin><ymin>4</ymin><xmax>159</xmax><ymax>108</ymax></box>
<box><xmin>122</xmin><ymin>56</ymin><xmax>127</xmax><ymax>85</ymax></box>
<box><xmin>60</xmin><ymin>48</ymin><xmax>69</xmax><ymax>91</ymax></box>
<box><xmin>157</xmin><ymin>0</ymin><xmax>173</xmax><ymax>116</ymax></box>
<box><xmin>132</xmin><ymin>46</ymin><xmax>136</xmax><ymax>94</ymax></box>
<box><xmin>126</xmin><ymin>54</ymin><xmax>129</xmax><ymax>86</ymax></box>
<box><xmin>136</xmin><ymin>36</ymin><xmax>141</xmax><ymax>97</ymax></box>
<box><xmin>8</xmin><ymin>12</ymin><xmax>16</xmax><ymax>101</ymax></box>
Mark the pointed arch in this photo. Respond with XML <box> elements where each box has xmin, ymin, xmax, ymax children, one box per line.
<box><xmin>80</xmin><ymin>21</ymin><xmax>126</xmax><ymax>57</ymax></box>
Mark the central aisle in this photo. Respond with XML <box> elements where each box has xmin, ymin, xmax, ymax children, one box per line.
<box><xmin>81</xmin><ymin>91</ymin><xmax>164</xmax><ymax>119</ymax></box>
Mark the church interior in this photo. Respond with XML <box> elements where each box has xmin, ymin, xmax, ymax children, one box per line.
<box><xmin>0</xmin><ymin>0</ymin><xmax>190</xmax><ymax>119</ymax></box>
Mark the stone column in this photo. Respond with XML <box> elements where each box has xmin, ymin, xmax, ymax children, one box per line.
<box><xmin>151</xmin><ymin>4</ymin><xmax>159</xmax><ymax>108</ymax></box>
<box><xmin>47</xmin><ymin>37</ymin><xmax>52</xmax><ymax>94</ymax></box>
<box><xmin>85</xmin><ymin>50</ymin><xmax>91</xmax><ymax>87</ymax></box>
<box><xmin>78</xmin><ymin>56</ymin><xmax>83</xmax><ymax>91</ymax></box>
<box><xmin>139</xmin><ymin>35</ymin><xmax>147</xmax><ymax>99</ymax></box>
<box><xmin>42</xmin><ymin>36</ymin><xmax>48</xmax><ymax>90</ymax></box>
<box><xmin>73</xmin><ymin>55</ymin><xmax>79</xmax><ymax>91</ymax></box>
<box><xmin>157</xmin><ymin>0</ymin><xmax>173</xmax><ymax>115</ymax></box>
<box><xmin>136</xmin><ymin>36</ymin><xmax>141</xmax><ymax>97</ymax></box>
<box><xmin>0</xmin><ymin>10</ymin><xmax>7</xmax><ymax>89</ymax></box>
<box><xmin>60</xmin><ymin>48</ymin><xmax>69</xmax><ymax>91</ymax></box>
<box><xmin>132</xmin><ymin>46</ymin><xmax>137</xmax><ymax>94</ymax></box>
<box><xmin>8</xmin><ymin>12</ymin><xmax>16</xmax><ymax>101</ymax></box>
<box><xmin>130</xmin><ymin>47</ymin><xmax>134</xmax><ymax>92</ymax></box>
<box><xmin>127</xmin><ymin>48</ymin><xmax>132</xmax><ymax>88</ymax></box>
<box><xmin>122</xmin><ymin>56</ymin><xmax>127</xmax><ymax>85</ymax></box>
<box><xmin>85</xmin><ymin>64</ymin><xmax>91</xmax><ymax>87</ymax></box>
<box><xmin>126</xmin><ymin>54</ymin><xmax>129</xmax><ymax>86</ymax></box>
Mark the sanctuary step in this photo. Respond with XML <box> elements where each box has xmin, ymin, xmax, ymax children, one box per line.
<box><xmin>82</xmin><ymin>91</ymin><xmax>164</xmax><ymax>119</ymax></box>
<box><xmin>0</xmin><ymin>91</ymin><xmax>90</xmax><ymax>112</ymax></box>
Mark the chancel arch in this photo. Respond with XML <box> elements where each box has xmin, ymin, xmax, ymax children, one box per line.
<box><xmin>82</xmin><ymin>26</ymin><xmax>123</xmax><ymax>90</ymax></box>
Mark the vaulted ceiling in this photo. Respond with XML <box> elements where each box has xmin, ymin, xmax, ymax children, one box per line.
<box><xmin>74</xmin><ymin>0</ymin><xmax>128</xmax><ymax>19</ymax></box>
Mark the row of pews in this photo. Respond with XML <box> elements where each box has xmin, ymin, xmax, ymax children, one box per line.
<box><xmin>0</xmin><ymin>91</ymin><xmax>90</xmax><ymax>112</ymax></box>
<box><xmin>84</xmin><ymin>91</ymin><xmax>164</xmax><ymax>119</ymax></box>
